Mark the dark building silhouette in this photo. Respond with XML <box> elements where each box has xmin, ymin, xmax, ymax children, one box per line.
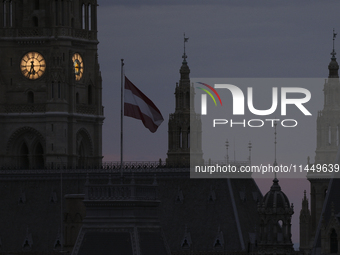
<box><xmin>0</xmin><ymin>1</ymin><xmax>289</xmax><ymax>255</ymax></box>
<box><xmin>300</xmin><ymin>43</ymin><xmax>340</xmax><ymax>255</ymax></box>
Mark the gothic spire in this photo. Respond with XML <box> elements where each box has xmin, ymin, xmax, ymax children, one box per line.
<box><xmin>273</xmin><ymin>121</ymin><xmax>278</xmax><ymax>168</ymax></box>
<box><xmin>180</xmin><ymin>33</ymin><xmax>190</xmax><ymax>83</ymax></box>
<box><xmin>329</xmin><ymin>29</ymin><xmax>339</xmax><ymax>78</ymax></box>
<box><xmin>331</xmin><ymin>28</ymin><xmax>337</xmax><ymax>60</ymax></box>
<box><xmin>182</xmin><ymin>33</ymin><xmax>189</xmax><ymax>64</ymax></box>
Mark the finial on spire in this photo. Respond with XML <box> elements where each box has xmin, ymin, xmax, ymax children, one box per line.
<box><xmin>225</xmin><ymin>139</ymin><xmax>229</xmax><ymax>164</ymax></box>
<box><xmin>331</xmin><ymin>28</ymin><xmax>337</xmax><ymax>59</ymax></box>
<box><xmin>248</xmin><ymin>141</ymin><xmax>252</xmax><ymax>163</ymax></box>
<box><xmin>183</xmin><ymin>33</ymin><xmax>189</xmax><ymax>63</ymax></box>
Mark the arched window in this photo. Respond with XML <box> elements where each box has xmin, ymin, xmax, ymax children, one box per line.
<box><xmin>35</xmin><ymin>0</ymin><xmax>39</xmax><ymax>10</ymax></box>
<box><xmin>51</xmin><ymin>81</ymin><xmax>54</xmax><ymax>98</ymax></box>
<box><xmin>58</xmin><ymin>81</ymin><xmax>61</xmax><ymax>98</ymax></box>
<box><xmin>2</xmin><ymin>0</ymin><xmax>13</xmax><ymax>27</ymax></box>
<box><xmin>3</xmin><ymin>1</ymin><xmax>7</xmax><ymax>27</ymax></box>
<box><xmin>19</xmin><ymin>142</ymin><xmax>29</xmax><ymax>169</ymax></box>
<box><xmin>330</xmin><ymin>229</ymin><xmax>338</xmax><ymax>253</ymax></box>
<box><xmin>27</xmin><ymin>91</ymin><xmax>34</xmax><ymax>103</ymax></box>
<box><xmin>88</xmin><ymin>4</ymin><xmax>91</xmax><ymax>30</ymax></box>
<box><xmin>76</xmin><ymin>92</ymin><xmax>79</xmax><ymax>104</ymax></box>
<box><xmin>277</xmin><ymin>220</ymin><xmax>283</xmax><ymax>243</ymax></box>
<box><xmin>179</xmin><ymin>127</ymin><xmax>182</xmax><ymax>148</ymax></box>
<box><xmin>187</xmin><ymin>127</ymin><xmax>190</xmax><ymax>148</ymax></box>
<box><xmin>82</xmin><ymin>4</ymin><xmax>85</xmax><ymax>29</ymax></box>
<box><xmin>34</xmin><ymin>142</ymin><xmax>44</xmax><ymax>169</ymax></box>
<box><xmin>61</xmin><ymin>0</ymin><xmax>64</xmax><ymax>26</ymax></box>
<box><xmin>55</xmin><ymin>0</ymin><xmax>59</xmax><ymax>25</ymax></box>
<box><xmin>9</xmin><ymin>0</ymin><xmax>12</xmax><ymax>27</ymax></box>
<box><xmin>88</xmin><ymin>85</ymin><xmax>92</xmax><ymax>105</ymax></box>
<box><xmin>32</xmin><ymin>16</ymin><xmax>38</xmax><ymax>27</ymax></box>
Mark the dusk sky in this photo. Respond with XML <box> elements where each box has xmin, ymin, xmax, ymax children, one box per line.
<box><xmin>96</xmin><ymin>0</ymin><xmax>340</xmax><ymax>247</ymax></box>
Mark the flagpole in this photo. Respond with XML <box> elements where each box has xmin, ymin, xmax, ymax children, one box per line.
<box><xmin>120</xmin><ymin>59</ymin><xmax>124</xmax><ymax>180</ymax></box>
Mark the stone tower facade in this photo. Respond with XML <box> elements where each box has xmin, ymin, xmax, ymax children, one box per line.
<box><xmin>0</xmin><ymin>0</ymin><xmax>104</xmax><ymax>169</ymax></box>
<box><xmin>166</xmin><ymin>49</ymin><xmax>203</xmax><ymax>167</ymax></box>
<box><xmin>300</xmin><ymin>46</ymin><xmax>340</xmax><ymax>254</ymax></box>
<box><xmin>314</xmin><ymin>49</ymin><xmax>340</xmax><ymax>165</ymax></box>
<box><xmin>258</xmin><ymin>178</ymin><xmax>294</xmax><ymax>255</ymax></box>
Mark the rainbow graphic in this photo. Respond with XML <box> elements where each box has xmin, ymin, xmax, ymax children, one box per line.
<box><xmin>196</xmin><ymin>82</ymin><xmax>222</xmax><ymax>106</ymax></box>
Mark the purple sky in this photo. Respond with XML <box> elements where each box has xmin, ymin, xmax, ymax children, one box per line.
<box><xmin>96</xmin><ymin>0</ymin><xmax>340</xmax><ymax>247</ymax></box>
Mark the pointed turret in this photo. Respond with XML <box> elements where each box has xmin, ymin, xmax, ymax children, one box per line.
<box><xmin>329</xmin><ymin>29</ymin><xmax>339</xmax><ymax>78</ymax></box>
<box><xmin>299</xmin><ymin>191</ymin><xmax>311</xmax><ymax>254</ymax></box>
<box><xmin>273</xmin><ymin>121</ymin><xmax>278</xmax><ymax>167</ymax></box>
<box><xmin>304</xmin><ymin>29</ymin><xmax>339</xmax><ymax>254</ymax></box>
<box><xmin>167</xmin><ymin>35</ymin><xmax>203</xmax><ymax>167</ymax></box>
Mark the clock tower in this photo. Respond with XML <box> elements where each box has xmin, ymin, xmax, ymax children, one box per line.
<box><xmin>0</xmin><ymin>0</ymin><xmax>104</xmax><ymax>169</ymax></box>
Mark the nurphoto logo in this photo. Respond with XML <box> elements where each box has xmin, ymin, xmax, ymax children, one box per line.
<box><xmin>197</xmin><ymin>82</ymin><xmax>312</xmax><ymax>128</ymax></box>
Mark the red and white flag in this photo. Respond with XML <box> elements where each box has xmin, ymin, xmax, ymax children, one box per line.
<box><xmin>124</xmin><ymin>76</ymin><xmax>164</xmax><ymax>133</ymax></box>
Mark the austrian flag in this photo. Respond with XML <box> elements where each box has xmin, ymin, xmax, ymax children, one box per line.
<box><xmin>124</xmin><ymin>76</ymin><xmax>164</xmax><ymax>133</ymax></box>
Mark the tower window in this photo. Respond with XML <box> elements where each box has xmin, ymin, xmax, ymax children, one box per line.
<box><xmin>27</xmin><ymin>91</ymin><xmax>34</xmax><ymax>104</ymax></box>
<box><xmin>32</xmin><ymin>16</ymin><xmax>38</xmax><ymax>27</ymax></box>
<box><xmin>88</xmin><ymin>4</ymin><xmax>92</xmax><ymax>30</ymax></box>
<box><xmin>82</xmin><ymin>4</ymin><xmax>85</xmax><ymax>29</ymax></box>
<box><xmin>76</xmin><ymin>92</ymin><xmax>79</xmax><ymax>104</ymax></box>
<box><xmin>35</xmin><ymin>0</ymin><xmax>39</xmax><ymax>10</ymax></box>
<box><xmin>51</xmin><ymin>81</ymin><xmax>54</xmax><ymax>98</ymax></box>
<box><xmin>55</xmin><ymin>0</ymin><xmax>59</xmax><ymax>25</ymax></box>
<box><xmin>179</xmin><ymin>127</ymin><xmax>182</xmax><ymax>148</ymax></box>
<box><xmin>34</xmin><ymin>142</ymin><xmax>44</xmax><ymax>169</ymax></box>
<box><xmin>330</xmin><ymin>229</ymin><xmax>338</xmax><ymax>253</ymax></box>
<box><xmin>58</xmin><ymin>81</ymin><xmax>61</xmax><ymax>99</ymax></box>
<box><xmin>9</xmin><ymin>0</ymin><xmax>12</xmax><ymax>27</ymax></box>
<box><xmin>19</xmin><ymin>143</ymin><xmax>29</xmax><ymax>169</ymax></box>
<box><xmin>3</xmin><ymin>0</ymin><xmax>13</xmax><ymax>27</ymax></box>
<box><xmin>187</xmin><ymin>127</ymin><xmax>190</xmax><ymax>148</ymax></box>
<box><xmin>3</xmin><ymin>1</ymin><xmax>7</xmax><ymax>27</ymax></box>
<box><xmin>61</xmin><ymin>0</ymin><xmax>64</xmax><ymax>26</ymax></box>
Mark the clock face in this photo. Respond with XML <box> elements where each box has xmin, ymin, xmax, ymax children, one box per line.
<box><xmin>72</xmin><ymin>53</ymin><xmax>83</xmax><ymax>81</ymax></box>
<box><xmin>20</xmin><ymin>52</ymin><xmax>46</xmax><ymax>80</ymax></box>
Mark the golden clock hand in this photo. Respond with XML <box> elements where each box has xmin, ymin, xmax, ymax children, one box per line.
<box><xmin>29</xmin><ymin>61</ymin><xmax>36</xmax><ymax>75</ymax></box>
